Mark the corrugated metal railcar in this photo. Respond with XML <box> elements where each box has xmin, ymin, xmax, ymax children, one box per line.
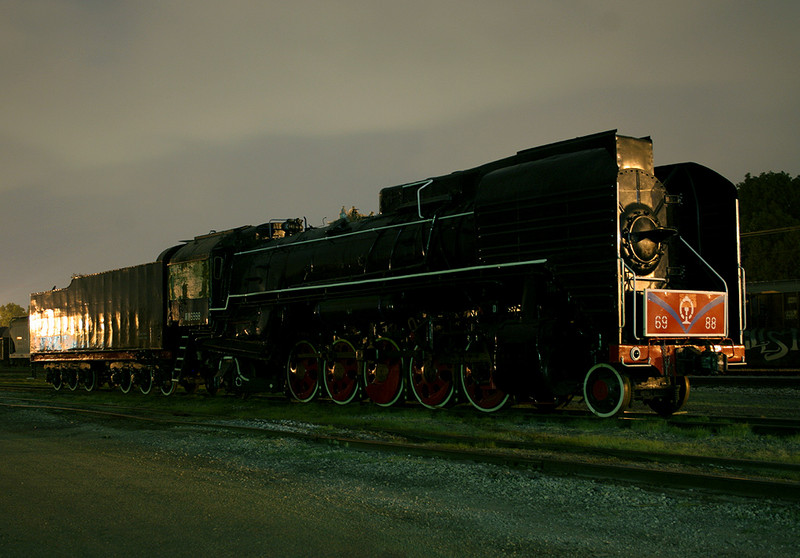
<box><xmin>29</xmin><ymin>262</ymin><xmax>174</xmax><ymax>392</ymax></box>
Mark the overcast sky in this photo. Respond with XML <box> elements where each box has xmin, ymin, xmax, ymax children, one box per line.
<box><xmin>2</xmin><ymin>0</ymin><xmax>799</xmax><ymax>306</ymax></box>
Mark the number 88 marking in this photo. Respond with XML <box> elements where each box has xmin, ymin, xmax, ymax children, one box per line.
<box><xmin>705</xmin><ymin>316</ymin><xmax>717</xmax><ymax>330</ymax></box>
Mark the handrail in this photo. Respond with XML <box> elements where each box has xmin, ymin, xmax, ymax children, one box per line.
<box><xmin>678</xmin><ymin>236</ymin><xmax>728</xmax><ymax>337</ymax></box>
<box><xmin>678</xmin><ymin>236</ymin><xmax>729</xmax><ymax>297</ymax></box>
<box><xmin>739</xmin><ymin>264</ymin><xmax>747</xmax><ymax>339</ymax></box>
<box><xmin>415</xmin><ymin>179</ymin><xmax>434</xmax><ymax>219</ymax></box>
<box><xmin>619</xmin><ymin>258</ymin><xmax>668</xmax><ymax>341</ymax></box>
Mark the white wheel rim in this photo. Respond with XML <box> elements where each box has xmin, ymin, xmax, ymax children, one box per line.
<box><xmin>583</xmin><ymin>364</ymin><xmax>629</xmax><ymax>418</ymax></box>
<box><xmin>286</xmin><ymin>342</ymin><xmax>318</xmax><ymax>402</ymax></box>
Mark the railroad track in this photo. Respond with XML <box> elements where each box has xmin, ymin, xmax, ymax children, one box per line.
<box><xmin>2</xmin><ymin>393</ymin><xmax>799</xmax><ymax>503</ymax></box>
<box><xmin>688</xmin><ymin>375</ymin><xmax>800</xmax><ymax>387</ymax></box>
<box><xmin>4</xmin><ymin>378</ymin><xmax>800</xmax><ymax>436</ymax></box>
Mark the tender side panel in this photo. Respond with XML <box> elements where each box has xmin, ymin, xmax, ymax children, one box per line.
<box><xmin>30</xmin><ymin>262</ymin><xmax>166</xmax><ymax>356</ymax></box>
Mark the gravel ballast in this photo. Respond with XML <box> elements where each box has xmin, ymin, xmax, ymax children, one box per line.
<box><xmin>0</xmin><ymin>404</ymin><xmax>798</xmax><ymax>557</ymax></box>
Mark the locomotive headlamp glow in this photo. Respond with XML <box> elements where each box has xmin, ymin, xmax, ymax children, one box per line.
<box><xmin>620</xmin><ymin>205</ymin><xmax>676</xmax><ymax>274</ymax></box>
<box><xmin>629</xmin><ymin>346</ymin><xmax>642</xmax><ymax>360</ymax></box>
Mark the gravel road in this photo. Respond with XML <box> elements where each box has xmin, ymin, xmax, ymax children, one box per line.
<box><xmin>0</xmin><ymin>404</ymin><xmax>798</xmax><ymax>558</ymax></box>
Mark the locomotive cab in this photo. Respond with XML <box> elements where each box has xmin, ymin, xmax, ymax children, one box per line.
<box><xmin>166</xmin><ymin>230</ymin><xmax>236</xmax><ymax>328</ymax></box>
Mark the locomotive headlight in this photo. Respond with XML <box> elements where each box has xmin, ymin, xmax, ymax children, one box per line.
<box><xmin>628</xmin><ymin>215</ymin><xmax>659</xmax><ymax>263</ymax></box>
<box><xmin>620</xmin><ymin>204</ymin><xmax>675</xmax><ymax>274</ymax></box>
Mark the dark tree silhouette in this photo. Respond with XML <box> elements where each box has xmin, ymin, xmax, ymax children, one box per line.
<box><xmin>737</xmin><ymin>171</ymin><xmax>800</xmax><ymax>282</ymax></box>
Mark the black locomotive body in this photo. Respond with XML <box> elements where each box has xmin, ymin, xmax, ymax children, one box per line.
<box><xmin>29</xmin><ymin>131</ymin><xmax>746</xmax><ymax>416</ymax></box>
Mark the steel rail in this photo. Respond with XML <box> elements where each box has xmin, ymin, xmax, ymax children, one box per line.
<box><xmin>3</xmin><ymin>380</ymin><xmax>800</xmax><ymax>436</ymax></box>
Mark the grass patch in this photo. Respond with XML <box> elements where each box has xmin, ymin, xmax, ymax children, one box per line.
<box><xmin>717</xmin><ymin>422</ymin><xmax>753</xmax><ymax>438</ymax></box>
<box><xmin>8</xmin><ymin>381</ymin><xmax>800</xmax><ymax>466</ymax></box>
<box><xmin>629</xmin><ymin>419</ymin><xmax>670</xmax><ymax>435</ymax></box>
<box><xmin>677</xmin><ymin>426</ymin><xmax>714</xmax><ymax>439</ymax></box>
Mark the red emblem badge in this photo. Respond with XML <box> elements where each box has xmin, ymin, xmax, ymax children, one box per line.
<box><xmin>644</xmin><ymin>289</ymin><xmax>727</xmax><ymax>337</ymax></box>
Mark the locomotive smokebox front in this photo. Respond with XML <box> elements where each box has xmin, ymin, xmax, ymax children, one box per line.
<box><xmin>616</xmin><ymin>136</ymin><xmax>675</xmax><ymax>279</ymax></box>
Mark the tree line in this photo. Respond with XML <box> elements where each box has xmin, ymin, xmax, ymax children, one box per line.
<box><xmin>0</xmin><ymin>303</ymin><xmax>27</xmax><ymax>328</ymax></box>
<box><xmin>737</xmin><ymin>171</ymin><xmax>800</xmax><ymax>282</ymax></box>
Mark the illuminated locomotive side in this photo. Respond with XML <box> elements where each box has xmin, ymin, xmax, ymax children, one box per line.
<box><xmin>182</xmin><ymin>131</ymin><xmax>745</xmax><ymax>416</ymax></box>
<box><xmin>30</xmin><ymin>130</ymin><xmax>745</xmax><ymax>417</ymax></box>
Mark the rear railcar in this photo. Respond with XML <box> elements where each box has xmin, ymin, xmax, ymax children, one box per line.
<box><xmin>29</xmin><ymin>261</ymin><xmax>174</xmax><ymax>393</ymax></box>
<box><xmin>0</xmin><ymin>327</ymin><xmax>9</xmax><ymax>366</ymax></box>
<box><xmin>743</xmin><ymin>280</ymin><xmax>800</xmax><ymax>370</ymax></box>
<box><xmin>8</xmin><ymin>316</ymin><xmax>31</xmax><ymax>366</ymax></box>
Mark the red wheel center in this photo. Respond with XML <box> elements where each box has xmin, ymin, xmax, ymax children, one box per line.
<box><xmin>592</xmin><ymin>379</ymin><xmax>609</xmax><ymax>401</ymax></box>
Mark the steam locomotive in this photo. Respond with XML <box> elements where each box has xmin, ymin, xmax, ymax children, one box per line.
<box><xmin>29</xmin><ymin>130</ymin><xmax>746</xmax><ymax>417</ymax></box>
